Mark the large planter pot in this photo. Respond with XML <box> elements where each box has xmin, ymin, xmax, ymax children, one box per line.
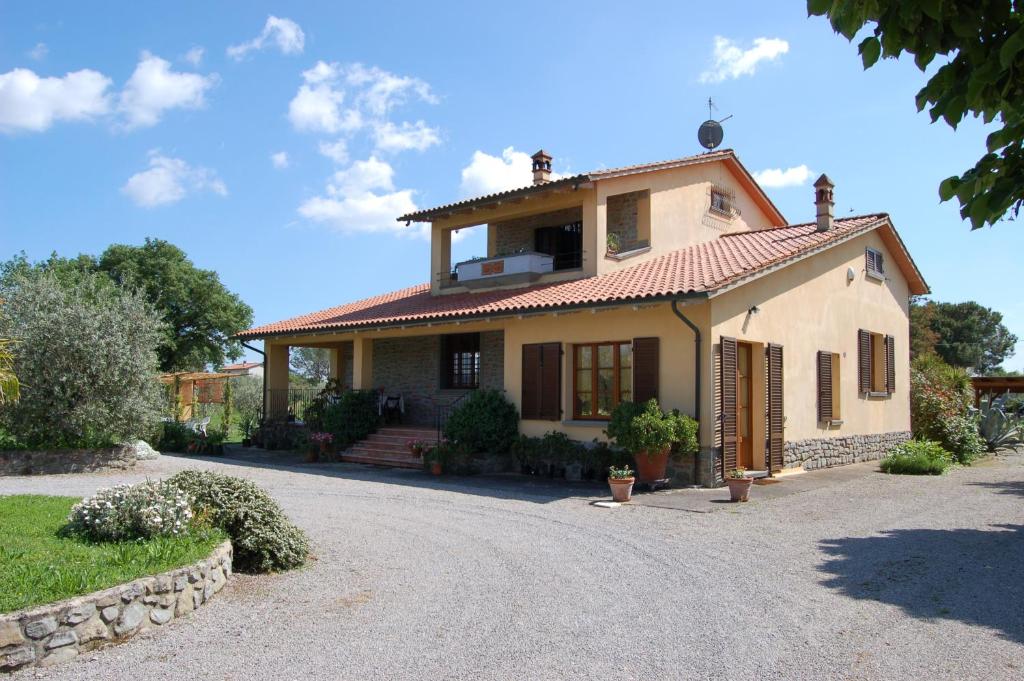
<box><xmin>609</xmin><ymin>477</ymin><xmax>635</xmax><ymax>502</ymax></box>
<box><xmin>429</xmin><ymin>461</ymin><xmax>442</xmax><ymax>475</ymax></box>
<box><xmin>726</xmin><ymin>477</ymin><xmax>753</xmax><ymax>502</ymax></box>
<box><xmin>633</xmin><ymin>447</ymin><xmax>670</xmax><ymax>483</ymax></box>
<box><xmin>305</xmin><ymin>448</ymin><xmax>319</xmax><ymax>464</ymax></box>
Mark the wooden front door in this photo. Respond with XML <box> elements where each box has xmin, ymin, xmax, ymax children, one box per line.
<box><xmin>736</xmin><ymin>342</ymin><xmax>754</xmax><ymax>469</ymax></box>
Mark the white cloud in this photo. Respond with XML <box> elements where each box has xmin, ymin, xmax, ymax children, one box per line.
<box><xmin>28</xmin><ymin>43</ymin><xmax>48</xmax><ymax>61</ymax></box>
<box><xmin>0</xmin><ymin>67</ymin><xmax>111</xmax><ymax>133</ymax></box>
<box><xmin>118</xmin><ymin>52</ymin><xmax>217</xmax><ymax>129</ymax></box>
<box><xmin>270</xmin><ymin>151</ymin><xmax>289</xmax><ymax>169</ymax></box>
<box><xmin>752</xmin><ymin>164</ymin><xmax>813</xmax><ymax>188</ymax></box>
<box><xmin>318</xmin><ymin>138</ymin><xmax>349</xmax><ymax>164</ymax></box>
<box><xmin>459</xmin><ymin>146</ymin><xmax>562</xmax><ymax>197</ymax></box>
<box><xmin>227</xmin><ymin>15</ymin><xmax>305</xmax><ymax>60</ymax></box>
<box><xmin>345</xmin><ymin>63</ymin><xmax>437</xmax><ymax>117</ymax></box>
<box><xmin>122</xmin><ymin>151</ymin><xmax>227</xmax><ymax>207</ymax></box>
<box><xmin>699</xmin><ymin>36</ymin><xmax>789</xmax><ymax>83</ymax></box>
<box><xmin>299</xmin><ymin>156</ymin><xmax>424</xmax><ymax>237</ymax></box>
<box><xmin>373</xmin><ymin>120</ymin><xmax>440</xmax><ymax>153</ymax></box>
<box><xmin>183</xmin><ymin>46</ymin><xmax>204</xmax><ymax>66</ymax></box>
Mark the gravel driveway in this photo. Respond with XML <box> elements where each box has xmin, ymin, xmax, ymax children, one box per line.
<box><xmin>2</xmin><ymin>452</ymin><xmax>1023</xmax><ymax>680</ymax></box>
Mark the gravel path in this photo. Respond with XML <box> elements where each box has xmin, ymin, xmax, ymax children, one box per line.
<box><xmin>3</xmin><ymin>452</ymin><xmax>1023</xmax><ymax>680</ymax></box>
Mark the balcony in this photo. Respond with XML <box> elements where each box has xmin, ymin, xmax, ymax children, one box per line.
<box><xmin>451</xmin><ymin>251</ymin><xmax>555</xmax><ymax>289</ymax></box>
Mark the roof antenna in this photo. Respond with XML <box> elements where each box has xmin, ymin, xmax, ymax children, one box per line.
<box><xmin>698</xmin><ymin>97</ymin><xmax>733</xmax><ymax>152</ymax></box>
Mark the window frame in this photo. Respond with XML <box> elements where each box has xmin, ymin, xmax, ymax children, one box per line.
<box><xmin>441</xmin><ymin>332</ymin><xmax>481</xmax><ymax>390</ymax></box>
<box><xmin>865</xmin><ymin>247</ymin><xmax>885</xmax><ymax>281</ymax></box>
<box><xmin>709</xmin><ymin>187</ymin><xmax>734</xmax><ymax>218</ymax></box>
<box><xmin>534</xmin><ymin>221</ymin><xmax>583</xmax><ymax>271</ymax></box>
<box><xmin>572</xmin><ymin>340</ymin><xmax>633</xmax><ymax>420</ymax></box>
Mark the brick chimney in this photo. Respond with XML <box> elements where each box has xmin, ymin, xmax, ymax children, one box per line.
<box><xmin>814</xmin><ymin>173</ymin><xmax>834</xmax><ymax>232</ymax></box>
<box><xmin>531</xmin><ymin>149</ymin><xmax>552</xmax><ymax>185</ymax></box>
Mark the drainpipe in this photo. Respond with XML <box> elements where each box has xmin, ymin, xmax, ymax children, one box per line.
<box><xmin>671</xmin><ymin>299</ymin><xmax>702</xmax><ymax>487</ymax></box>
<box><xmin>241</xmin><ymin>341</ymin><xmax>266</xmax><ymax>424</ymax></box>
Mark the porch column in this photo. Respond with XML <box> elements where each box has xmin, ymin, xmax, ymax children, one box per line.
<box><xmin>265</xmin><ymin>343</ymin><xmax>290</xmax><ymax>420</ymax></box>
<box><xmin>328</xmin><ymin>345</ymin><xmax>343</xmax><ymax>383</ymax></box>
<box><xmin>352</xmin><ymin>337</ymin><xmax>374</xmax><ymax>390</ymax></box>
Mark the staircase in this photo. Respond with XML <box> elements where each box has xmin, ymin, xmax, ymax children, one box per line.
<box><xmin>342</xmin><ymin>425</ymin><xmax>435</xmax><ymax>469</ymax></box>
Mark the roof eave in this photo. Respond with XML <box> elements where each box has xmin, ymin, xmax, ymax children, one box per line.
<box><xmin>398</xmin><ymin>175</ymin><xmax>592</xmax><ymax>223</ymax></box>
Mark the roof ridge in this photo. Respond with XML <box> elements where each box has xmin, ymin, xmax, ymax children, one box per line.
<box><xmin>718</xmin><ymin>212</ymin><xmax>888</xmax><ymax>238</ymax></box>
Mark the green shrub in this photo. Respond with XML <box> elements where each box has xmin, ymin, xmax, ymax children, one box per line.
<box><xmin>605</xmin><ymin>399</ymin><xmax>699</xmax><ymax>456</ymax></box>
<box><xmin>0</xmin><ymin>426</ymin><xmax>26</xmax><ymax>451</ymax></box>
<box><xmin>443</xmin><ymin>389</ymin><xmax>519</xmax><ymax>454</ymax></box>
<box><xmin>65</xmin><ymin>481</ymin><xmax>193</xmax><ymax>541</ymax></box>
<box><xmin>167</xmin><ymin>470</ymin><xmax>309</xmax><ymax>573</ymax></box>
<box><xmin>320</xmin><ymin>389</ymin><xmax>380</xmax><ymax>449</ymax></box>
<box><xmin>156</xmin><ymin>421</ymin><xmax>197</xmax><ymax>452</ymax></box>
<box><xmin>910</xmin><ymin>354</ymin><xmax>983</xmax><ymax>464</ymax></box>
<box><xmin>880</xmin><ymin>439</ymin><xmax>954</xmax><ymax>475</ymax></box>
<box><xmin>426</xmin><ymin>440</ymin><xmax>475</xmax><ymax>474</ymax></box>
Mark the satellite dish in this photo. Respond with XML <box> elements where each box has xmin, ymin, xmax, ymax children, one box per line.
<box><xmin>698</xmin><ymin>119</ymin><xmax>723</xmax><ymax>150</ymax></box>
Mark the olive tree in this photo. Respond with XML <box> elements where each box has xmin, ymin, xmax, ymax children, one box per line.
<box><xmin>0</xmin><ymin>272</ymin><xmax>165</xmax><ymax>448</ymax></box>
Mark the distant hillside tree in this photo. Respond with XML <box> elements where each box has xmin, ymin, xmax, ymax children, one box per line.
<box><xmin>911</xmin><ymin>299</ymin><xmax>1017</xmax><ymax>373</ymax></box>
<box><xmin>808</xmin><ymin>0</ymin><xmax>1024</xmax><ymax>228</ymax></box>
<box><xmin>289</xmin><ymin>347</ymin><xmax>331</xmax><ymax>384</ymax></box>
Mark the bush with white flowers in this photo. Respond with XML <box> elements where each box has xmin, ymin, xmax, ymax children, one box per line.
<box><xmin>66</xmin><ymin>480</ymin><xmax>193</xmax><ymax>541</ymax></box>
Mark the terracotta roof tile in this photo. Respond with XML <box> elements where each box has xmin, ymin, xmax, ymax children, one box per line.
<box><xmin>238</xmin><ymin>215</ymin><xmax>888</xmax><ymax>339</ymax></box>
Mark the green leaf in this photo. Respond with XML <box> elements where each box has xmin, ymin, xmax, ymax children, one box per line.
<box><xmin>919</xmin><ymin>0</ymin><xmax>942</xmax><ymax>21</ymax></box>
<box><xmin>859</xmin><ymin>37</ymin><xmax>881</xmax><ymax>68</ymax></box>
<box><xmin>999</xmin><ymin>29</ymin><xmax>1024</xmax><ymax>69</ymax></box>
<box><xmin>807</xmin><ymin>0</ymin><xmax>832</xmax><ymax>17</ymax></box>
<box><xmin>938</xmin><ymin>177</ymin><xmax>959</xmax><ymax>202</ymax></box>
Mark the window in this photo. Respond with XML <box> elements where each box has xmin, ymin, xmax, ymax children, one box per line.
<box><xmin>535</xmin><ymin>221</ymin><xmax>583</xmax><ymax>271</ymax></box>
<box><xmin>858</xmin><ymin>330</ymin><xmax>895</xmax><ymax>396</ymax></box>
<box><xmin>573</xmin><ymin>342</ymin><xmax>632</xmax><ymax>419</ymax></box>
<box><xmin>442</xmin><ymin>333</ymin><xmax>480</xmax><ymax>389</ymax></box>
<box><xmin>522</xmin><ymin>343</ymin><xmax>561</xmax><ymax>420</ymax></box>
<box><xmin>865</xmin><ymin>247</ymin><xmax>885</xmax><ymax>280</ymax></box>
<box><xmin>817</xmin><ymin>351</ymin><xmax>841</xmax><ymax>423</ymax></box>
<box><xmin>709</xmin><ymin>187</ymin><xmax>733</xmax><ymax>217</ymax></box>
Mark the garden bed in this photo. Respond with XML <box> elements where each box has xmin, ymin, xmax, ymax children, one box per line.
<box><xmin>0</xmin><ymin>447</ymin><xmax>137</xmax><ymax>476</ymax></box>
<box><xmin>0</xmin><ymin>496</ymin><xmax>231</xmax><ymax>671</ymax></box>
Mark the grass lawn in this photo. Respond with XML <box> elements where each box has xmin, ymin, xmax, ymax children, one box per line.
<box><xmin>0</xmin><ymin>495</ymin><xmax>227</xmax><ymax>613</ymax></box>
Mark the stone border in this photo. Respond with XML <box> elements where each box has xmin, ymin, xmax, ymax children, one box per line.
<box><xmin>0</xmin><ymin>446</ymin><xmax>136</xmax><ymax>476</ymax></box>
<box><xmin>784</xmin><ymin>431</ymin><xmax>912</xmax><ymax>471</ymax></box>
<box><xmin>0</xmin><ymin>541</ymin><xmax>232</xmax><ymax>671</ymax></box>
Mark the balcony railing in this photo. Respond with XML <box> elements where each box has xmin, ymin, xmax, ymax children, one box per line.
<box><xmin>266</xmin><ymin>388</ymin><xmax>320</xmax><ymax>422</ymax></box>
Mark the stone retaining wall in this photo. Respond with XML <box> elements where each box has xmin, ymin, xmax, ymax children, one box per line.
<box><xmin>0</xmin><ymin>541</ymin><xmax>232</xmax><ymax>672</ymax></box>
<box><xmin>0</xmin><ymin>446</ymin><xmax>136</xmax><ymax>477</ymax></box>
<box><xmin>784</xmin><ymin>431</ymin><xmax>912</xmax><ymax>471</ymax></box>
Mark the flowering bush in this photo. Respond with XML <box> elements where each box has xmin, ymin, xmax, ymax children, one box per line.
<box><xmin>66</xmin><ymin>480</ymin><xmax>193</xmax><ymax>541</ymax></box>
<box><xmin>910</xmin><ymin>354</ymin><xmax>983</xmax><ymax>464</ymax></box>
<box><xmin>407</xmin><ymin>439</ymin><xmax>431</xmax><ymax>456</ymax></box>
<box><xmin>309</xmin><ymin>431</ymin><xmax>334</xmax><ymax>445</ymax></box>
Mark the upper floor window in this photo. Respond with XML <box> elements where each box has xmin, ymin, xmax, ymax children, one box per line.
<box><xmin>709</xmin><ymin>186</ymin><xmax>735</xmax><ymax>218</ymax></box>
<box><xmin>865</xmin><ymin>247</ymin><xmax>885</xmax><ymax>280</ymax></box>
<box><xmin>442</xmin><ymin>333</ymin><xmax>480</xmax><ymax>389</ymax></box>
<box><xmin>535</xmin><ymin>221</ymin><xmax>582</xmax><ymax>270</ymax></box>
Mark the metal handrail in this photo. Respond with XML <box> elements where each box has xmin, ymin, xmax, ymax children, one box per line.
<box><xmin>434</xmin><ymin>391</ymin><xmax>471</xmax><ymax>442</ymax></box>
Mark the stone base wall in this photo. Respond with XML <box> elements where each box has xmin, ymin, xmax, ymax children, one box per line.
<box><xmin>0</xmin><ymin>446</ymin><xmax>136</xmax><ymax>477</ymax></box>
<box><xmin>0</xmin><ymin>541</ymin><xmax>232</xmax><ymax>672</ymax></box>
<box><xmin>606</xmin><ymin>190</ymin><xmax>644</xmax><ymax>248</ymax></box>
<box><xmin>784</xmin><ymin>431</ymin><xmax>912</xmax><ymax>471</ymax></box>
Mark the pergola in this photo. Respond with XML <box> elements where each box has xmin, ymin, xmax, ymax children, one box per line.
<box><xmin>971</xmin><ymin>376</ymin><xmax>1024</xmax><ymax>407</ymax></box>
<box><xmin>159</xmin><ymin>371</ymin><xmax>234</xmax><ymax>421</ymax></box>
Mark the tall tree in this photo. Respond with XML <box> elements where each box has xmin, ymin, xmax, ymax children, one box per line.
<box><xmin>97</xmin><ymin>239</ymin><xmax>253</xmax><ymax>372</ymax></box>
<box><xmin>808</xmin><ymin>1</ymin><xmax>1024</xmax><ymax>228</ymax></box>
<box><xmin>289</xmin><ymin>347</ymin><xmax>331</xmax><ymax>384</ymax></box>
<box><xmin>914</xmin><ymin>299</ymin><xmax>1017</xmax><ymax>372</ymax></box>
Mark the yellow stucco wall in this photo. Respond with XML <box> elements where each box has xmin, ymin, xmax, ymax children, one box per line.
<box><xmin>708</xmin><ymin>229</ymin><xmax>911</xmax><ymax>444</ymax></box>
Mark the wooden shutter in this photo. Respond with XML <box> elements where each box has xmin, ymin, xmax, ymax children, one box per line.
<box><xmin>767</xmin><ymin>343</ymin><xmax>785</xmax><ymax>473</ymax></box>
<box><xmin>817</xmin><ymin>351</ymin><xmax>833</xmax><ymax>422</ymax></box>
<box><xmin>885</xmin><ymin>335</ymin><xmax>896</xmax><ymax>394</ymax></box>
<box><xmin>720</xmin><ymin>336</ymin><xmax>738</xmax><ymax>477</ymax></box>
<box><xmin>632</xmin><ymin>337</ymin><xmax>660</xmax><ymax>405</ymax></box>
<box><xmin>522</xmin><ymin>343</ymin><xmax>561</xmax><ymax>421</ymax></box>
<box><xmin>858</xmin><ymin>329</ymin><xmax>871</xmax><ymax>393</ymax></box>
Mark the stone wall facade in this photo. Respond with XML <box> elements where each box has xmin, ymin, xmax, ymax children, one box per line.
<box><xmin>0</xmin><ymin>446</ymin><xmax>136</xmax><ymax>477</ymax></box>
<box><xmin>606</xmin><ymin>190</ymin><xmax>645</xmax><ymax>249</ymax></box>
<box><xmin>0</xmin><ymin>541</ymin><xmax>232</xmax><ymax>672</ymax></box>
<box><xmin>492</xmin><ymin>207</ymin><xmax>583</xmax><ymax>257</ymax></box>
<box><xmin>784</xmin><ymin>431</ymin><xmax>912</xmax><ymax>471</ymax></box>
<box><xmin>372</xmin><ymin>331</ymin><xmax>505</xmax><ymax>425</ymax></box>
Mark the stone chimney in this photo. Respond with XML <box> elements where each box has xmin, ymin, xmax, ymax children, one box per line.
<box><xmin>814</xmin><ymin>173</ymin><xmax>835</xmax><ymax>232</ymax></box>
<box><xmin>531</xmin><ymin>149</ymin><xmax>552</xmax><ymax>185</ymax></box>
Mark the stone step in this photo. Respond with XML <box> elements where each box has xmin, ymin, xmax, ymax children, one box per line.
<box><xmin>374</xmin><ymin>427</ymin><xmax>437</xmax><ymax>438</ymax></box>
<box><xmin>349</xmin><ymin>444</ymin><xmax>419</xmax><ymax>456</ymax></box>
<box><xmin>341</xmin><ymin>452</ymin><xmax>424</xmax><ymax>469</ymax></box>
<box><xmin>364</xmin><ymin>433</ymin><xmax>436</xmax><ymax>445</ymax></box>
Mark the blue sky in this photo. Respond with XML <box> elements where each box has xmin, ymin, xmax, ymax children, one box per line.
<box><xmin>2</xmin><ymin>1</ymin><xmax>1022</xmax><ymax>369</ymax></box>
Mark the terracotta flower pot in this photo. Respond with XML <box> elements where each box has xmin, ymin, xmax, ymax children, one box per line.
<box><xmin>430</xmin><ymin>461</ymin><xmax>443</xmax><ymax>475</ymax></box>
<box><xmin>633</xmin><ymin>447</ymin><xmax>670</xmax><ymax>483</ymax></box>
<box><xmin>305</xmin><ymin>448</ymin><xmax>320</xmax><ymax>463</ymax></box>
<box><xmin>726</xmin><ymin>477</ymin><xmax>753</xmax><ymax>502</ymax></box>
<box><xmin>609</xmin><ymin>477</ymin><xmax>635</xmax><ymax>502</ymax></box>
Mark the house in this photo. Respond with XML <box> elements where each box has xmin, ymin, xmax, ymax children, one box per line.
<box><xmin>219</xmin><ymin>361</ymin><xmax>264</xmax><ymax>379</ymax></box>
<box><xmin>237</xmin><ymin>149</ymin><xmax>928</xmax><ymax>486</ymax></box>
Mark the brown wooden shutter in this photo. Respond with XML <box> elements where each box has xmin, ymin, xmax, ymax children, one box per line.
<box><xmin>858</xmin><ymin>329</ymin><xmax>871</xmax><ymax>393</ymax></box>
<box><xmin>817</xmin><ymin>351</ymin><xmax>833</xmax><ymax>423</ymax></box>
<box><xmin>522</xmin><ymin>342</ymin><xmax>562</xmax><ymax>421</ymax></box>
<box><xmin>767</xmin><ymin>343</ymin><xmax>785</xmax><ymax>473</ymax></box>
<box><xmin>885</xmin><ymin>335</ymin><xmax>896</xmax><ymax>394</ymax></box>
<box><xmin>632</xmin><ymin>337</ymin><xmax>659</xmax><ymax>405</ymax></box>
<box><xmin>720</xmin><ymin>336</ymin><xmax>738</xmax><ymax>477</ymax></box>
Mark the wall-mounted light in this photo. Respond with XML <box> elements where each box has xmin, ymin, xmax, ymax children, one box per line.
<box><xmin>747</xmin><ymin>305</ymin><xmax>760</xmax><ymax>316</ymax></box>
<box><xmin>847</xmin><ymin>266</ymin><xmax>856</xmax><ymax>283</ymax></box>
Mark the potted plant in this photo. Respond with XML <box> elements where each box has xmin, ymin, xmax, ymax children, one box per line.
<box><xmin>608</xmin><ymin>465</ymin><xmax>635</xmax><ymax>502</ymax></box>
<box><xmin>310</xmin><ymin>432</ymin><xmax>333</xmax><ymax>460</ymax></box>
<box><xmin>606</xmin><ymin>232</ymin><xmax>622</xmax><ymax>255</ymax></box>
<box><xmin>726</xmin><ymin>467</ymin><xmax>753</xmax><ymax>502</ymax></box>
<box><xmin>407</xmin><ymin>439</ymin><xmax>431</xmax><ymax>459</ymax></box>
<box><xmin>424</xmin><ymin>443</ymin><xmax>445</xmax><ymax>475</ymax></box>
<box><xmin>605</xmin><ymin>400</ymin><xmax>699</xmax><ymax>484</ymax></box>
